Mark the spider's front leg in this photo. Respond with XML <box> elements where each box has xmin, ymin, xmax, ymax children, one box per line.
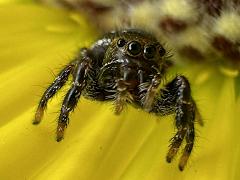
<box><xmin>33</xmin><ymin>63</ymin><xmax>75</xmax><ymax>125</ymax></box>
<box><xmin>150</xmin><ymin>75</ymin><xmax>202</xmax><ymax>171</ymax></box>
<box><xmin>33</xmin><ymin>48</ymin><xmax>92</xmax><ymax>141</ymax></box>
<box><xmin>57</xmin><ymin>50</ymin><xmax>92</xmax><ymax>142</ymax></box>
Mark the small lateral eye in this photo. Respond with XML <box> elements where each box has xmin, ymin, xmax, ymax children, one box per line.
<box><xmin>128</xmin><ymin>41</ymin><xmax>141</xmax><ymax>56</ymax></box>
<box><xmin>159</xmin><ymin>45</ymin><xmax>166</xmax><ymax>56</ymax></box>
<box><xmin>117</xmin><ymin>38</ymin><xmax>126</xmax><ymax>47</ymax></box>
<box><xmin>144</xmin><ymin>45</ymin><xmax>156</xmax><ymax>59</ymax></box>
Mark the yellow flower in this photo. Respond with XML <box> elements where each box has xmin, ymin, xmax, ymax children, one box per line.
<box><xmin>0</xmin><ymin>2</ymin><xmax>240</xmax><ymax>180</ymax></box>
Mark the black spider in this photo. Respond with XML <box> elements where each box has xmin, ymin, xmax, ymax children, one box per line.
<box><xmin>33</xmin><ymin>29</ymin><xmax>203</xmax><ymax>171</ymax></box>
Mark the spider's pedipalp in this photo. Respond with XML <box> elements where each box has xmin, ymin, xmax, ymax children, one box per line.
<box><xmin>114</xmin><ymin>66</ymin><xmax>137</xmax><ymax>115</ymax></box>
<box><xmin>143</xmin><ymin>73</ymin><xmax>162</xmax><ymax>111</ymax></box>
<box><xmin>114</xmin><ymin>79</ymin><xmax>134</xmax><ymax>115</ymax></box>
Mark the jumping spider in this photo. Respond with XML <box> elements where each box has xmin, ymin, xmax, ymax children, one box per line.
<box><xmin>33</xmin><ymin>29</ymin><xmax>203</xmax><ymax>171</ymax></box>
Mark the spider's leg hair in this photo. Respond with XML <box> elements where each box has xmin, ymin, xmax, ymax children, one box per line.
<box><xmin>150</xmin><ymin>75</ymin><xmax>199</xmax><ymax>171</ymax></box>
<box><xmin>56</xmin><ymin>55</ymin><xmax>92</xmax><ymax>142</ymax></box>
<box><xmin>179</xmin><ymin>119</ymin><xmax>195</xmax><ymax>171</ymax></box>
<box><xmin>33</xmin><ymin>63</ymin><xmax>75</xmax><ymax>125</ymax></box>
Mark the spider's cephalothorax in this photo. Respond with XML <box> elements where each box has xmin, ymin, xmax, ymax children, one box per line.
<box><xmin>33</xmin><ymin>29</ymin><xmax>203</xmax><ymax>171</ymax></box>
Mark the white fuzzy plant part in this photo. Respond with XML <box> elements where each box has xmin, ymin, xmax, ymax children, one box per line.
<box><xmin>41</xmin><ymin>0</ymin><xmax>240</xmax><ymax>69</ymax></box>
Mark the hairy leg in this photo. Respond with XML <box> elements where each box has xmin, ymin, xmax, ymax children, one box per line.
<box><xmin>179</xmin><ymin>121</ymin><xmax>195</xmax><ymax>170</ymax></box>
<box><xmin>150</xmin><ymin>75</ymin><xmax>200</xmax><ymax>171</ymax></box>
<box><xmin>34</xmin><ymin>48</ymin><xmax>93</xmax><ymax>141</ymax></box>
<box><xmin>33</xmin><ymin>63</ymin><xmax>75</xmax><ymax>124</ymax></box>
<box><xmin>57</xmin><ymin>57</ymin><xmax>92</xmax><ymax>141</ymax></box>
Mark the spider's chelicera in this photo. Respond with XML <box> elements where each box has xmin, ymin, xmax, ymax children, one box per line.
<box><xmin>33</xmin><ymin>29</ymin><xmax>203</xmax><ymax>171</ymax></box>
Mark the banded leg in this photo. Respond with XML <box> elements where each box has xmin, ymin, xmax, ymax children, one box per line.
<box><xmin>150</xmin><ymin>75</ymin><xmax>199</xmax><ymax>171</ymax></box>
<box><xmin>166</xmin><ymin>127</ymin><xmax>187</xmax><ymax>163</ymax></box>
<box><xmin>56</xmin><ymin>58</ymin><xmax>92</xmax><ymax>141</ymax></box>
<box><xmin>179</xmin><ymin>122</ymin><xmax>195</xmax><ymax>170</ymax></box>
<box><xmin>33</xmin><ymin>63</ymin><xmax>74</xmax><ymax>124</ymax></box>
<box><xmin>170</xmin><ymin>97</ymin><xmax>196</xmax><ymax>171</ymax></box>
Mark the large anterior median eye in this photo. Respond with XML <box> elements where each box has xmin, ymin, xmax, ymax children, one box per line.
<box><xmin>144</xmin><ymin>45</ymin><xmax>156</xmax><ymax>59</ymax></box>
<box><xmin>128</xmin><ymin>41</ymin><xmax>141</xmax><ymax>56</ymax></box>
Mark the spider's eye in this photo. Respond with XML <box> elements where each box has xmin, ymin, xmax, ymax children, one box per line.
<box><xmin>128</xmin><ymin>41</ymin><xmax>141</xmax><ymax>56</ymax></box>
<box><xmin>117</xmin><ymin>38</ymin><xmax>126</xmax><ymax>47</ymax></box>
<box><xmin>159</xmin><ymin>46</ymin><xmax>166</xmax><ymax>56</ymax></box>
<box><xmin>144</xmin><ymin>45</ymin><xmax>156</xmax><ymax>59</ymax></box>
